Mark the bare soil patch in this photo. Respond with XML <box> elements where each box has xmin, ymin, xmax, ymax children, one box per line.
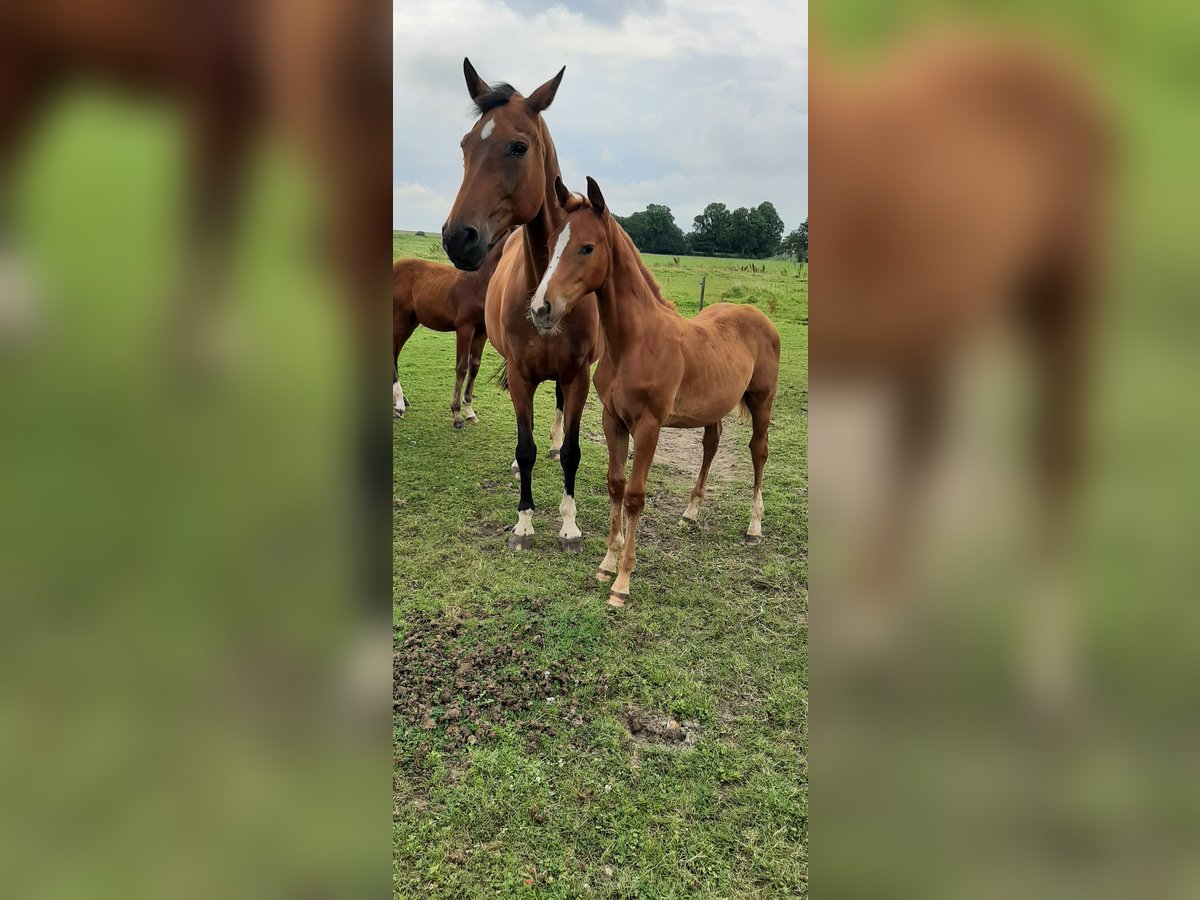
<box><xmin>623</xmin><ymin>707</ymin><xmax>701</xmax><ymax>751</ymax></box>
<box><xmin>586</xmin><ymin>412</ymin><xmax>750</xmax><ymax>483</ymax></box>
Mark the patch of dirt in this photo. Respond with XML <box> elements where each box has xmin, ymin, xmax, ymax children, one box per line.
<box><xmin>623</xmin><ymin>707</ymin><xmax>701</xmax><ymax>751</ymax></box>
<box><xmin>393</xmin><ymin>598</ymin><xmax>605</xmax><ymax>764</ymax></box>
<box><xmin>585</xmin><ymin>412</ymin><xmax>749</xmax><ymax>482</ymax></box>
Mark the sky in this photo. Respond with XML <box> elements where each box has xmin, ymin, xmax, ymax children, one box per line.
<box><xmin>393</xmin><ymin>0</ymin><xmax>808</xmax><ymax>235</ymax></box>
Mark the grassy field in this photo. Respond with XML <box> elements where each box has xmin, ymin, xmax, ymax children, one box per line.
<box><xmin>393</xmin><ymin>231</ymin><xmax>808</xmax><ymax>897</ymax></box>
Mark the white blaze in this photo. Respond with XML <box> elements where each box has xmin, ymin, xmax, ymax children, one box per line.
<box><xmin>530</xmin><ymin>223</ymin><xmax>571</xmax><ymax>315</ymax></box>
<box><xmin>480</xmin><ymin>119</ymin><xmax>495</xmax><ymax>140</ymax></box>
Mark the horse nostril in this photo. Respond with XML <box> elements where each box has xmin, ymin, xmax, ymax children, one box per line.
<box><xmin>461</xmin><ymin>226</ymin><xmax>479</xmax><ymax>247</ymax></box>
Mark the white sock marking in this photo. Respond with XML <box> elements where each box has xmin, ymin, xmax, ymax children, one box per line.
<box><xmin>393</xmin><ymin>381</ymin><xmax>406</xmax><ymax>412</ymax></box>
<box><xmin>530</xmin><ymin>223</ymin><xmax>571</xmax><ymax>316</ymax></box>
<box><xmin>514</xmin><ymin>509</ymin><xmax>534</xmax><ymax>536</ymax></box>
<box><xmin>748</xmin><ymin>488</ymin><xmax>764</xmax><ymax>536</ymax></box>
<box><xmin>559</xmin><ymin>493</ymin><xmax>581</xmax><ymax>540</ymax></box>
<box><xmin>550</xmin><ymin>409</ymin><xmax>564</xmax><ymax>454</ymax></box>
<box><xmin>683</xmin><ymin>497</ymin><xmax>701</xmax><ymax>521</ymax></box>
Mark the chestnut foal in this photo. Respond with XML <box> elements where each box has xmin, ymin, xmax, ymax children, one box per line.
<box><xmin>534</xmin><ymin>178</ymin><xmax>781</xmax><ymax>607</ymax></box>
<box><xmin>392</xmin><ymin>230</ymin><xmax>509</xmax><ymax>426</ymax></box>
<box><xmin>442</xmin><ymin>60</ymin><xmax>601</xmax><ymax>552</ymax></box>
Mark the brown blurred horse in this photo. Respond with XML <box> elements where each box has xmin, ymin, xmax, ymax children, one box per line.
<box><xmin>0</xmin><ymin>0</ymin><xmax>389</xmax><ymax>358</ymax></box>
<box><xmin>810</xmin><ymin>31</ymin><xmax>1111</xmax><ymax>582</ymax></box>
<box><xmin>392</xmin><ymin>230</ymin><xmax>509</xmax><ymax>426</ymax></box>
<box><xmin>534</xmin><ymin>177</ymin><xmax>781</xmax><ymax>607</ymax></box>
<box><xmin>442</xmin><ymin>60</ymin><xmax>601</xmax><ymax>553</ymax></box>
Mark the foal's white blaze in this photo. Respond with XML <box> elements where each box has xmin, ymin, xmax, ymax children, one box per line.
<box><xmin>559</xmin><ymin>493</ymin><xmax>581</xmax><ymax>540</ymax></box>
<box><xmin>530</xmin><ymin>223</ymin><xmax>571</xmax><ymax>316</ymax></box>
<box><xmin>480</xmin><ymin>118</ymin><xmax>495</xmax><ymax>141</ymax></box>
<box><xmin>550</xmin><ymin>408</ymin><xmax>564</xmax><ymax>455</ymax></box>
<box><xmin>748</xmin><ymin>488</ymin><xmax>764</xmax><ymax>537</ymax></box>
<box><xmin>514</xmin><ymin>509</ymin><xmax>535</xmax><ymax>536</ymax></box>
<box><xmin>392</xmin><ymin>381</ymin><xmax>406</xmax><ymax>413</ymax></box>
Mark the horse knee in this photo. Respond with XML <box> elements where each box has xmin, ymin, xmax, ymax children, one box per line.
<box><xmin>607</xmin><ymin>476</ymin><xmax>626</xmax><ymax>502</ymax></box>
<box><xmin>623</xmin><ymin>488</ymin><xmax>646</xmax><ymax>518</ymax></box>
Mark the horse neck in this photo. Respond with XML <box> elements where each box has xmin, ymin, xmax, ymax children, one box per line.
<box><xmin>520</xmin><ymin>118</ymin><xmax>564</xmax><ymax>284</ymax></box>
<box><xmin>595</xmin><ymin>222</ymin><xmax>669</xmax><ymax>356</ymax></box>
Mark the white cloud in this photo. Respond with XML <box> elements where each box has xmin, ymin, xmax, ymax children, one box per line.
<box><xmin>393</xmin><ymin>0</ymin><xmax>807</xmax><ymax>232</ymax></box>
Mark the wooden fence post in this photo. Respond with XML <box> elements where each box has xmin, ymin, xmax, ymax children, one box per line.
<box><xmin>699</xmin><ymin>276</ymin><xmax>706</xmax><ymax>310</ymax></box>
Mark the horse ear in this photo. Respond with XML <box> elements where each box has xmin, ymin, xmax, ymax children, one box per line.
<box><xmin>554</xmin><ymin>175</ymin><xmax>572</xmax><ymax>208</ymax></box>
<box><xmin>463</xmin><ymin>58</ymin><xmax>488</xmax><ymax>103</ymax></box>
<box><xmin>586</xmin><ymin>176</ymin><xmax>607</xmax><ymax>216</ymax></box>
<box><xmin>526</xmin><ymin>66</ymin><xmax>565</xmax><ymax>115</ymax></box>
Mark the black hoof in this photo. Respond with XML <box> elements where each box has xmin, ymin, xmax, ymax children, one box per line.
<box><xmin>507</xmin><ymin>532</ymin><xmax>533</xmax><ymax>551</ymax></box>
<box><xmin>453</xmin><ymin>418</ymin><xmax>465</xmax><ymax>430</ymax></box>
<box><xmin>550</xmin><ymin>449</ymin><xmax>561</xmax><ymax>461</ymax></box>
<box><xmin>559</xmin><ymin>535</ymin><xmax>584</xmax><ymax>553</ymax></box>
<box><xmin>744</xmin><ymin>533</ymin><xmax>762</xmax><ymax>545</ymax></box>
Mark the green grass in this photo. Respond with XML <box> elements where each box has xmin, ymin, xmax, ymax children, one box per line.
<box><xmin>393</xmin><ymin>231</ymin><xmax>808</xmax><ymax>897</ymax></box>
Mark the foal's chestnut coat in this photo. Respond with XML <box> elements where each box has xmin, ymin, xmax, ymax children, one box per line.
<box><xmin>533</xmin><ymin>177</ymin><xmax>781</xmax><ymax>607</ymax></box>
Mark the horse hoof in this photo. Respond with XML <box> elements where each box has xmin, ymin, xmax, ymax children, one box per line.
<box><xmin>393</xmin><ymin>409</ymin><xmax>405</xmax><ymax>418</ymax></box>
<box><xmin>596</xmin><ymin>568</ymin><xmax>615</xmax><ymax>583</ymax></box>
<box><xmin>744</xmin><ymin>533</ymin><xmax>762</xmax><ymax>545</ymax></box>
<box><xmin>507</xmin><ymin>532</ymin><xmax>533</xmax><ymax>552</ymax></box>
<box><xmin>559</xmin><ymin>536</ymin><xmax>584</xmax><ymax>553</ymax></box>
<box><xmin>465</xmin><ymin>413</ymin><xmax>478</xmax><ymax>424</ymax></box>
<box><xmin>679</xmin><ymin>515</ymin><xmax>699</xmax><ymax>528</ymax></box>
<box><xmin>549</xmin><ymin>449</ymin><xmax>561</xmax><ymax>461</ymax></box>
<box><xmin>607</xmin><ymin>590</ymin><xmax>628</xmax><ymax>608</ymax></box>
<box><xmin>453</xmin><ymin>418</ymin><xmax>465</xmax><ymax>430</ymax></box>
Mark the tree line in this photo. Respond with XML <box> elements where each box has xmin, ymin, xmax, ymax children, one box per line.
<box><xmin>613</xmin><ymin>201</ymin><xmax>808</xmax><ymax>261</ymax></box>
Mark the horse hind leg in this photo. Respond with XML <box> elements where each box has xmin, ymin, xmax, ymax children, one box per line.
<box><xmin>744</xmin><ymin>392</ymin><xmax>774</xmax><ymax>544</ymax></box>
<box><xmin>461</xmin><ymin>329</ymin><xmax>486</xmax><ymax>424</ymax></box>
<box><xmin>549</xmin><ymin>381</ymin><xmax>565</xmax><ymax>461</ymax></box>
<box><xmin>556</xmin><ymin>370</ymin><xmax>589</xmax><ymax>553</ymax></box>
<box><xmin>450</xmin><ymin>327</ymin><xmax>473</xmax><ymax>429</ymax></box>
<box><xmin>681</xmin><ymin>421</ymin><xmax>722</xmax><ymax>526</ymax></box>
<box><xmin>392</xmin><ymin>315</ymin><xmax>417</xmax><ymax>416</ymax></box>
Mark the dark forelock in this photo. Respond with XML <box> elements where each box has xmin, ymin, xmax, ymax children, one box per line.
<box><xmin>473</xmin><ymin>83</ymin><xmax>517</xmax><ymax>116</ymax></box>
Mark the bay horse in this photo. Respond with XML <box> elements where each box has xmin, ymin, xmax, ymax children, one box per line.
<box><xmin>533</xmin><ymin>176</ymin><xmax>781</xmax><ymax>608</ymax></box>
<box><xmin>392</xmin><ymin>229</ymin><xmax>510</xmax><ymax>426</ymax></box>
<box><xmin>441</xmin><ymin>60</ymin><xmax>601</xmax><ymax>553</ymax></box>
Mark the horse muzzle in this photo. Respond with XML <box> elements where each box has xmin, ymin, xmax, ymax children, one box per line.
<box><xmin>441</xmin><ymin>222</ymin><xmax>489</xmax><ymax>271</ymax></box>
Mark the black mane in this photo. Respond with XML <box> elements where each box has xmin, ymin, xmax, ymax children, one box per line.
<box><xmin>473</xmin><ymin>82</ymin><xmax>517</xmax><ymax>116</ymax></box>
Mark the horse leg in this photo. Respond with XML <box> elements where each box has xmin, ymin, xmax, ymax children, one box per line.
<box><xmin>556</xmin><ymin>369</ymin><xmax>589</xmax><ymax>553</ymax></box>
<box><xmin>549</xmin><ymin>381</ymin><xmax>565</xmax><ymax>461</ymax></box>
<box><xmin>609</xmin><ymin>417</ymin><xmax>660</xmax><ymax>608</ymax></box>
<box><xmin>461</xmin><ymin>328</ymin><xmax>486</xmax><ymax>424</ymax></box>
<box><xmin>744</xmin><ymin>393</ymin><xmax>775</xmax><ymax>544</ymax></box>
<box><xmin>597</xmin><ymin>407</ymin><xmax>630</xmax><ymax>582</ymax></box>
<box><xmin>450</xmin><ymin>326</ymin><xmax>472</xmax><ymax>428</ymax></box>
<box><xmin>681</xmin><ymin>421</ymin><xmax>722</xmax><ymax>526</ymax></box>
<box><xmin>506</xmin><ymin>371</ymin><xmax>538</xmax><ymax>550</ymax></box>
<box><xmin>392</xmin><ymin>315</ymin><xmax>416</xmax><ymax>416</ymax></box>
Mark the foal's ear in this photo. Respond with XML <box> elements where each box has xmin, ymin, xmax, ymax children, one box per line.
<box><xmin>463</xmin><ymin>58</ymin><xmax>488</xmax><ymax>103</ymax></box>
<box><xmin>526</xmin><ymin>66</ymin><xmax>566</xmax><ymax>115</ymax></box>
<box><xmin>554</xmin><ymin>175</ymin><xmax>572</xmax><ymax>208</ymax></box>
<box><xmin>586</xmin><ymin>176</ymin><xmax>607</xmax><ymax>216</ymax></box>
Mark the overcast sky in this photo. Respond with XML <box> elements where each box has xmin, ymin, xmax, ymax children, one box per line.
<box><xmin>393</xmin><ymin>0</ymin><xmax>808</xmax><ymax>234</ymax></box>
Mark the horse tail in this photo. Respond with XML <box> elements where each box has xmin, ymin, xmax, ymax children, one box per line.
<box><xmin>737</xmin><ymin>398</ymin><xmax>752</xmax><ymax>423</ymax></box>
<box><xmin>490</xmin><ymin>357</ymin><xmax>509</xmax><ymax>392</ymax></box>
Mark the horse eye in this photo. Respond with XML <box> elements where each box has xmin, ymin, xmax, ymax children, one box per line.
<box><xmin>509</xmin><ymin>142</ymin><xmax>528</xmax><ymax>157</ymax></box>
<box><xmin>580</xmin><ymin>245</ymin><xmax>595</xmax><ymax>255</ymax></box>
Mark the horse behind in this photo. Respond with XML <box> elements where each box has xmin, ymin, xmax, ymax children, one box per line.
<box><xmin>532</xmin><ymin>177</ymin><xmax>781</xmax><ymax>607</ymax></box>
<box><xmin>392</xmin><ymin>230</ymin><xmax>509</xmax><ymax>426</ymax></box>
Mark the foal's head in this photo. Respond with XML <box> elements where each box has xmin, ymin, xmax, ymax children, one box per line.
<box><xmin>529</xmin><ymin>176</ymin><xmax>613</xmax><ymax>335</ymax></box>
<box><xmin>441</xmin><ymin>59</ymin><xmax>565</xmax><ymax>271</ymax></box>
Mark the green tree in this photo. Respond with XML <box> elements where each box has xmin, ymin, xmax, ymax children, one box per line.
<box><xmin>780</xmin><ymin>219</ymin><xmax>808</xmax><ymax>262</ymax></box>
<box><xmin>616</xmin><ymin>204</ymin><xmax>688</xmax><ymax>255</ymax></box>
<box><xmin>688</xmin><ymin>202</ymin><xmax>732</xmax><ymax>255</ymax></box>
